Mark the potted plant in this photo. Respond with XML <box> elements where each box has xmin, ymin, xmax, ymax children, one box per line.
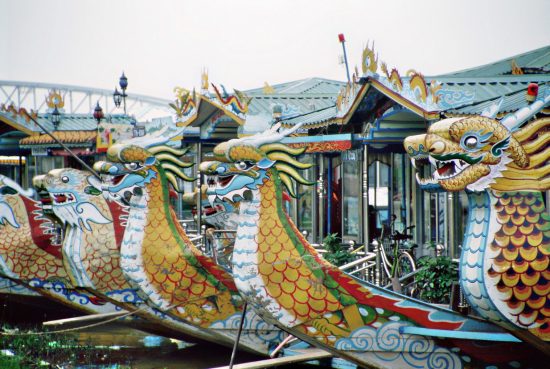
<box><xmin>323</xmin><ymin>233</ymin><xmax>354</xmax><ymax>267</ymax></box>
<box><xmin>413</xmin><ymin>254</ymin><xmax>458</xmax><ymax>304</ymax></box>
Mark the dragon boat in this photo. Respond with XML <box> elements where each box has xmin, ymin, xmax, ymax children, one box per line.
<box><xmin>0</xmin><ymin>174</ymin><xmax>119</xmax><ymax>315</ymax></box>
<box><xmin>200</xmin><ymin>123</ymin><xmax>546</xmax><ymax>369</ymax></box>
<box><xmin>92</xmin><ymin>132</ymin><xmax>289</xmax><ymax>355</ymax></box>
<box><xmin>404</xmin><ymin>113</ymin><xmax>549</xmax><ymax>349</ymax></box>
<box><xmin>32</xmin><ymin>168</ymin><xmax>220</xmax><ymax>343</ymax></box>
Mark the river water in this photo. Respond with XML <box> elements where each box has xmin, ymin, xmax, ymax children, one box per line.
<box><xmin>0</xmin><ymin>294</ymin><xmax>330</xmax><ymax>369</ymax></box>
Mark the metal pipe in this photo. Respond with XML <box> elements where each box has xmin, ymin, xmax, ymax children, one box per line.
<box><xmin>362</xmin><ymin>146</ymin><xmax>369</xmax><ymax>250</ymax></box>
<box><xmin>339</xmin><ymin>36</ymin><xmax>351</xmax><ymax>84</ymax></box>
<box><xmin>228</xmin><ymin>302</ymin><xmax>248</xmax><ymax>369</ymax></box>
<box><xmin>317</xmin><ymin>157</ymin><xmax>325</xmax><ymax>242</ymax></box>
<box><xmin>327</xmin><ymin>155</ymin><xmax>333</xmax><ymax>235</ymax></box>
<box><xmin>196</xmin><ymin>142</ymin><xmax>202</xmax><ymax>232</ymax></box>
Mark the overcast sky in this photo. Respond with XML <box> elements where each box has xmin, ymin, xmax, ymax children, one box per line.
<box><xmin>1</xmin><ymin>0</ymin><xmax>549</xmax><ymax>100</ymax></box>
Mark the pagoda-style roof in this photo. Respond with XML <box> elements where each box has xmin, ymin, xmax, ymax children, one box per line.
<box><xmin>19</xmin><ymin>131</ymin><xmax>96</xmax><ymax>147</ymax></box>
<box><xmin>176</xmin><ymin>78</ymin><xmax>344</xmax><ymax>139</ymax></box>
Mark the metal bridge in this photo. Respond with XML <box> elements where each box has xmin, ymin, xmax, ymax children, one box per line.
<box><xmin>0</xmin><ymin>80</ymin><xmax>173</xmax><ymax>121</ymax></box>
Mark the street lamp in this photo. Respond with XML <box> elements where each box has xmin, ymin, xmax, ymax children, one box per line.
<box><xmin>93</xmin><ymin>101</ymin><xmax>104</xmax><ymax>124</ymax></box>
<box><xmin>114</xmin><ymin>72</ymin><xmax>128</xmax><ymax>114</ymax></box>
<box><xmin>113</xmin><ymin>87</ymin><xmax>122</xmax><ymax>108</ymax></box>
<box><xmin>50</xmin><ymin>106</ymin><xmax>61</xmax><ymax>130</ymax></box>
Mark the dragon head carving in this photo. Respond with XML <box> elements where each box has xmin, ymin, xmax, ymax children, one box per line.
<box><xmin>404</xmin><ymin>116</ymin><xmax>549</xmax><ymax>192</ymax></box>
<box><xmin>35</xmin><ymin>168</ymin><xmax>111</xmax><ymax>231</ymax></box>
<box><xmin>94</xmin><ymin>143</ymin><xmax>193</xmax><ymax>207</ymax></box>
<box><xmin>200</xmin><ymin>123</ymin><xmax>311</xmax><ymax>204</ymax></box>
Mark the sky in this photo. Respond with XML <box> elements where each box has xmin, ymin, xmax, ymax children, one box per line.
<box><xmin>1</xmin><ymin>0</ymin><xmax>549</xmax><ymax>100</ymax></box>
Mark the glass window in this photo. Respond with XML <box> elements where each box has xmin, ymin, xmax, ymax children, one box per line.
<box><xmin>296</xmin><ymin>154</ymin><xmax>314</xmax><ymax>240</ymax></box>
<box><xmin>342</xmin><ymin>151</ymin><xmax>360</xmax><ymax>239</ymax></box>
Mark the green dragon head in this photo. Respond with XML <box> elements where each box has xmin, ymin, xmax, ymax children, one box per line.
<box><xmin>200</xmin><ymin>123</ymin><xmax>312</xmax><ymax>204</ymax></box>
<box><xmin>404</xmin><ymin>116</ymin><xmax>549</xmax><ymax>192</ymax></box>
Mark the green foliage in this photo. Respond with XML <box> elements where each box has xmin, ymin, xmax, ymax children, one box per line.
<box><xmin>414</xmin><ymin>256</ymin><xmax>458</xmax><ymax>304</ymax></box>
<box><xmin>0</xmin><ymin>325</ymin><xmax>126</xmax><ymax>368</ymax></box>
<box><xmin>323</xmin><ymin>233</ymin><xmax>353</xmax><ymax>267</ymax></box>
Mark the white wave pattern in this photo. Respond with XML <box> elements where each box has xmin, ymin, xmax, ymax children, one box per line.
<box><xmin>335</xmin><ymin>322</ymin><xmax>463</xmax><ymax>369</ymax></box>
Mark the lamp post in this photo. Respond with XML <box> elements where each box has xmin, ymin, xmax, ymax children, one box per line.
<box><xmin>50</xmin><ymin>106</ymin><xmax>61</xmax><ymax>130</ymax></box>
<box><xmin>113</xmin><ymin>72</ymin><xmax>128</xmax><ymax>114</ymax></box>
<box><xmin>93</xmin><ymin>101</ymin><xmax>104</xmax><ymax>124</ymax></box>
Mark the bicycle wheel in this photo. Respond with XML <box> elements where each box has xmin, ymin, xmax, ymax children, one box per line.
<box><xmin>397</xmin><ymin>252</ymin><xmax>416</xmax><ymax>277</ymax></box>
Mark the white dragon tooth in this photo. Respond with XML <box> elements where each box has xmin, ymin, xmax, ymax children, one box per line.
<box><xmin>207</xmin><ymin>194</ymin><xmax>217</xmax><ymax>207</ymax></box>
<box><xmin>411</xmin><ymin>158</ymin><xmax>417</xmax><ymax>169</ymax></box>
<box><xmin>415</xmin><ymin>172</ymin><xmax>422</xmax><ymax>184</ymax></box>
<box><xmin>429</xmin><ymin>156</ymin><xmax>438</xmax><ymax>168</ymax></box>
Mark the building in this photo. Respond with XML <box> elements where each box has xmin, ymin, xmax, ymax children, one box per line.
<box><xmin>176</xmin><ymin>45</ymin><xmax>550</xmax><ymax>258</ymax></box>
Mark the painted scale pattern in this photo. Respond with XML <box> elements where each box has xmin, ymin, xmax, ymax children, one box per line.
<box><xmin>104</xmin><ymin>144</ymin><xmax>285</xmax><ymax>353</ymax></box>
<box><xmin>0</xmin><ymin>194</ymin><xmax>66</xmax><ymax>281</ymax></box>
<box><xmin>232</xmin><ymin>177</ymin><xmax>513</xmax><ymax>369</ymax></box>
<box><xmin>460</xmin><ymin>192</ymin><xmax>504</xmax><ymax>323</ymax></box>
<box><xmin>488</xmin><ymin>191</ymin><xmax>550</xmax><ymax>338</ymax></box>
<box><xmin>404</xmin><ymin>115</ymin><xmax>550</xmax><ymax>345</ymax></box>
<box><xmin>46</xmin><ymin>170</ymin><xmax>130</xmax><ymax>292</ymax></box>
<box><xmin>204</xmin><ymin>127</ymin><xmax>546</xmax><ymax>368</ymax></box>
<box><xmin>0</xmin><ymin>191</ymin><xmax>112</xmax><ymax>312</ymax></box>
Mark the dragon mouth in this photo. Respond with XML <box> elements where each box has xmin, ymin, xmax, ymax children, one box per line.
<box><xmin>413</xmin><ymin>156</ymin><xmax>469</xmax><ymax>186</ymax></box>
<box><xmin>51</xmin><ymin>192</ymin><xmax>76</xmax><ymax>205</ymax></box>
<box><xmin>218</xmin><ymin>174</ymin><xmax>235</xmax><ymax>188</ymax></box>
<box><xmin>206</xmin><ymin>174</ymin><xmax>236</xmax><ymax>190</ymax></box>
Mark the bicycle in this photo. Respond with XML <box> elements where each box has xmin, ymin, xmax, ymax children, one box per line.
<box><xmin>376</xmin><ymin>215</ymin><xmax>417</xmax><ymax>291</ymax></box>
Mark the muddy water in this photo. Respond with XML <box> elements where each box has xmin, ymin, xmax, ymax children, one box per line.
<box><xmin>70</xmin><ymin>324</ymin><xmax>268</xmax><ymax>369</ymax></box>
<box><xmin>1</xmin><ymin>296</ymin><xmax>319</xmax><ymax>368</ymax></box>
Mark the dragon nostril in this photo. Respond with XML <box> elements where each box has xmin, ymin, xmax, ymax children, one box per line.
<box><xmin>430</xmin><ymin>141</ymin><xmax>445</xmax><ymax>154</ymax></box>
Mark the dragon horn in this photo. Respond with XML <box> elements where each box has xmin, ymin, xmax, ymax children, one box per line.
<box><xmin>501</xmin><ymin>86</ymin><xmax>550</xmax><ymax>131</ymax></box>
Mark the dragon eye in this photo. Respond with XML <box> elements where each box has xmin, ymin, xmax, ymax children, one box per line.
<box><xmin>464</xmin><ymin>136</ymin><xmax>478</xmax><ymax>149</ymax></box>
<box><xmin>235</xmin><ymin>161</ymin><xmax>249</xmax><ymax>170</ymax></box>
<box><xmin>124</xmin><ymin>162</ymin><xmax>142</xmax><ymax>171</ymax></box>
<box><xmin>61</xmin><ymin>176</ymin><xmax>69</xmax><ymax>183</ymax></box>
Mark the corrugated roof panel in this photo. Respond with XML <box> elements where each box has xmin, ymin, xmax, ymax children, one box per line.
<box><xmin>437</xmin><ymin>45</ymin><xmax>550</xmax><ymax>77</ymax></box>
<box><xmin>245</xmin><ymin>77</ymin><xmax>344</xmax><ymax>95</ymax></box>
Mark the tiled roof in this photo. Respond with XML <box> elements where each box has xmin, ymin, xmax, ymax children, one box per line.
<box><xmin>245</xmin><ymin>77</ymin><xmax>345</xmax><ymax>95</ymax></box>
<box><xmin>20</xmin><ymin>131</ymin><xmax>96</xmax><ymax>146</ymax></box>
<box><xmin>0</xmin><ymin>156</ymin><xmax>26</xmax><ymax>165</ymax></box>
<box><xmin>436</xmin><ymin>45</ymin><xmax>550</xmax><ymax>77</ymax></box>
<box><xmin>433</xmin><ymin>75</ymin><xmax>550</xmax><ymax>115</ymax></box>
<box><xmin>240</xmin><ymin>78</ymin><xmax>342</xmax><ymax>133</ymax></box>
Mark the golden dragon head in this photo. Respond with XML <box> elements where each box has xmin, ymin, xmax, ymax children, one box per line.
<box><xmin>200</xmin><ymin>123</ymin><xmax>312</xmax><ymax>203</ymax></box>
<box><xmin>404</xmin><ymin>116</ymin><xmax>549</xmax><ymax>192</ymax></box>
<box><xmin>94</xmin><ymin>142</ymin><xmax>193</xmax><ymax>207</ymax></box>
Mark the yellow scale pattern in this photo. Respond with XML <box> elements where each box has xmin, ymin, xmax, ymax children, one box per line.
<box><xmin>256</xmin><ymin>180</ymin><xmax>358</xmax><ymax>344</ymax></box>
<box><xmin>489</xmin><ymin>191</ymin><xmax>550</xmax><ymax>339</ymax></box>
<box><xmin>139</xmin><ymin>170</ymin><xmax>238</xmax><ymax>325</ymax></box>
<box><xmin>0</xmin><ymin>195</ymin><xmax>66</xmax><ymax>280</ymax></box>
<box><xmin>258</xmin><ymin>180</ymin><xmax>342</xmax><ymax>321</ymax></box>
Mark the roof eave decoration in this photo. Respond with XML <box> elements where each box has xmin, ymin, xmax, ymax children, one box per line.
<box><xmin>174</xmin><ymin>83</ymin><xmax>247</xmax><ymax>129</ymax></box>
<box><xmin>280</xmin><ymin>69</ymin><xmax>371</xmax><ymax>130</ymax></box>
<box><xmin>0</xmin><ymin>104</ymin><xmax>40</xmax><ymax>135</ymax></box>
<box><xmin>360</xmin><ymin>42</ymin><xmax>443</xmax><ymax>117</ymax></box>
<box><xmin>172</xmin><ymin>86</ymin><xmax>200</xmax><ymax>128</ymax></box>
<box><xmin>19</xmin><ymin>131</ymin><xmax>97</xmax><ymax>146</ymax></box>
